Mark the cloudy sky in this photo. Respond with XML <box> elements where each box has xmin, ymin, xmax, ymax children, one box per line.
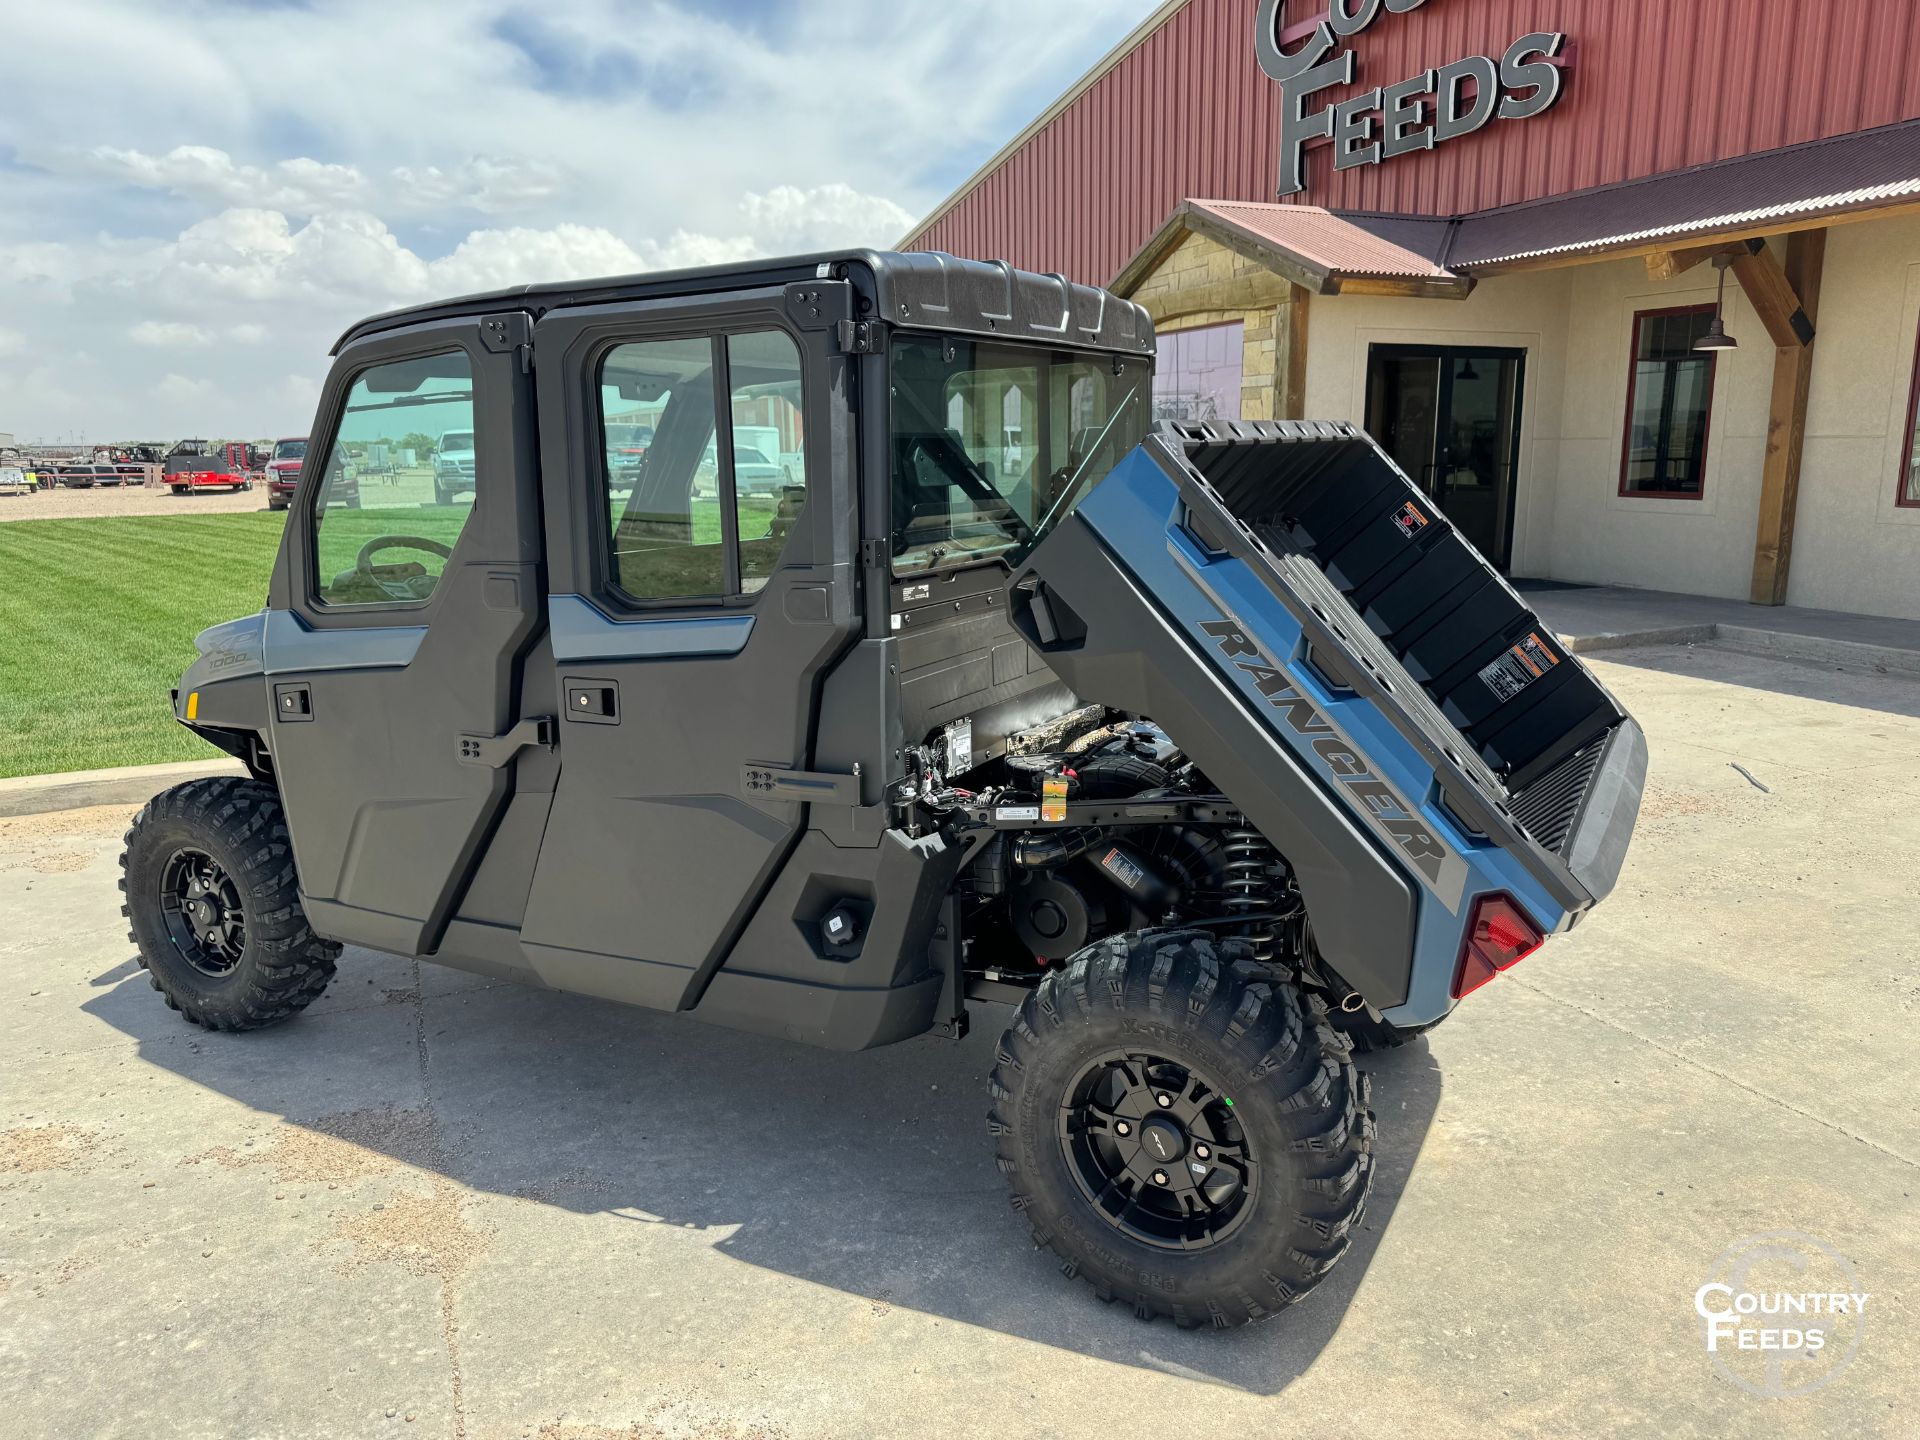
<box><xmin>0</xmin><ymin>0</ymin><xmax>1159</xmax><ymax>442</ymax></box>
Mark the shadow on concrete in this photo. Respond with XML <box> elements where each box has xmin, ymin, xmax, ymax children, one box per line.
<box><xmin>1586</xmin><ymin>640</ymin><xmax>1920</xmax><ymax>721</ymax></box>
<box><xmin>85</xmin><ymin>952</ymin><xmax>1441</xmax><ymax>1395</ymax></box>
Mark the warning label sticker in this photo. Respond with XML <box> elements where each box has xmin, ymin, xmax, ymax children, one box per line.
<box><xmin>1393</xmin><ymin>501</ymin><xmax>1431</xmax><ymax>538</ymax></box>
<box><xmin>1100</xmin><ymin>847</ymin><xmax>1146</xmax><ymax>891</ymax></box>
<box><xmin>1479</xmin><ymin>631</ymin><xmax>1562</xmax><ymax>702</ymax></box>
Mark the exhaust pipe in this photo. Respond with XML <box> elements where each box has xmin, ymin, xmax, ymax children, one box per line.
<box><xmin>1339</xmin><ymin>991</ymin><xmax>1368</xmax><ymax>1014</ymax></box>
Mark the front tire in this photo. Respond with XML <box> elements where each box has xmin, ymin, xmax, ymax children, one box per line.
<box><xmin>990</xmin><ymin>930</ymin><xmax>1374</xmax><ymax>1327</ymax></box>
<box><xmin>120</xmin><ymin>778</ymin><xmax>339</xmax><ymax>1030</ymax></box>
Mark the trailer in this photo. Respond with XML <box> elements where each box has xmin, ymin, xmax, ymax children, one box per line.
<box><xmin>163</xmin><ymin>439</ymin><xmax>255</xmax><ymax>495</ymax></box>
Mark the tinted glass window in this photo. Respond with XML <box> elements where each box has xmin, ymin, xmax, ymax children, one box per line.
<box><xmin>889</xmin><ymin>337</ymin><xmax>1148</xmax><ymax>572</ymax></box>
<box><xmin>598</xmin><ymin>329</ymin><xmax>807</xmax><ymax>602</ymax></box>
<box><xmin>312</xmin><ymin>350</ymin><xmax>478</xmax><ymax>606</ymax></box>
<box><xmin>727</xmin><ymin>329</ymin><xmax>807</xmax><ymax>595</ymax></box>
<box><xmin>1621</xmin><ymin>307</ymin><xmax>1717</xmax><ymax>498</ymax></box>
<box><xmin>1154</xmin><ymin>322</ymin><xmax>1244</xmax><ymax>423</ymax></box>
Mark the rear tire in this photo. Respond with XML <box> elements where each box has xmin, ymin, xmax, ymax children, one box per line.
<box><xmin>120</xmin><ymin>778</ymin><xmax>339</xmax><ymax>1031</ymax></box>
<box><xmin>989</xmin><ymin>930</ymin><xmax>1374</xmax><ymax>1327</ymax></box>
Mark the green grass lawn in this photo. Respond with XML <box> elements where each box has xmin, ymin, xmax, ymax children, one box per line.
<box><xmin>0</xmin><ymin>494</ymin><xmax>793</xmax><ymax>779</ymax></box>
<box><xmin>0</xmin><ymin>514</ymin><xmax>287</xmax><ymax>777</ymax></box>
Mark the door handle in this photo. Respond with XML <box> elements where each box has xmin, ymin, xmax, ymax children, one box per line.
<box><xmin>456</xmin><ymin>716</ymin><xmax>556</xmax><ymax>768</ymax></box>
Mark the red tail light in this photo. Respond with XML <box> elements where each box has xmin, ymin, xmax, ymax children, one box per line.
<box><xmin>1451</xmin><ymin>894</ymin><xmax>1546</xmax><ymax>998</ymax></box>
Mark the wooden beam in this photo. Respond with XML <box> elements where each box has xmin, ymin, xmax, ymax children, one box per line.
<box><xmin>1645</xmin><ymin>242</ymin><xmax>1741</xmax><ymax>282</ymax></box>
<box><xmin>1138</xmin><ymin>270</ymin><xmax>1304</xmax><ymax>327</ymax></box>
<box><xmin>1278</xmin><ymin>287</ymin><xmax>1310</xmax><ymax>421</ymax></box>
<box><xmin>1730</xmin><ymin>243</ymin><xmax>1816</xmax><ymax>348</ymax></box>
<box><xmin>1749</xmin><ymin>230</ymin><xmax>1828</xmax><ymax>606</ymax></box>
<box><xmin>1330</xmin><ymin>274</ymin><xmax>1477</xmax><ymax>300</ymax></box>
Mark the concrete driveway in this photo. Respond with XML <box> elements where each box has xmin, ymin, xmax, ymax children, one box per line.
<box><xmin>2</xmin><ymin>644</ymin><xmax>1915</xmax><ymax>1440</ymax></box>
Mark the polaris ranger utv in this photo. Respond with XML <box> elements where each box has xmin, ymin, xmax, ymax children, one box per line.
<box><xmin>123</xmin><ymin>250</ymin><xmax>1645</xmax><ymax>1327</ymax></box>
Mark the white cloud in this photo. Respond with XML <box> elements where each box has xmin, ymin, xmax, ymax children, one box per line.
<box><xmin>389</xmin><ymin>157</ymin><xmax>573</xmax><ymax>216</ymax></box>
<box><xmin>0</xmin><ymin>0</ymin><xmax>1163</xmax><ymax>438</ymax></box>
<box><xmin>80</xmin><ymin>144</ymin><xmax>365</xmax><ymax>214</ymax></box>
<box><xmin>130</xmin><ymin>320</ymin><xmax>213</xmax><ymax>348</ymax></box>
<box><xmin>429</xmin><ymin>223</ymin><xmax>646</xmax><ymax>294</ymax></box>
<box><xmin>154</xmin><ymin>373</ymin><xmax>214</xmax><ymax>404</ymax></box>
<box><xmin>741</xmin><ymin>183</ymin><xmax>917</xmax><ymax>247</ymax></box>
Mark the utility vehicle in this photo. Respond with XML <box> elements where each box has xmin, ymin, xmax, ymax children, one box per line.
<box><xmin>123</xmin><ymin>251</ymin><xmax>1645</xmax><ymax>1327</ymax></box>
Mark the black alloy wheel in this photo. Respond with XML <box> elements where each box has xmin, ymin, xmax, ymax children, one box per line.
<box><xmin>1058</xmin><ymin>1049</ymin><xmax>1256</xmax><ymax>1250</ymax></box>
<box><xmin>158</xmin><ymin>847</ymin><xmax>247</xmax><ymax>977</ymax></box>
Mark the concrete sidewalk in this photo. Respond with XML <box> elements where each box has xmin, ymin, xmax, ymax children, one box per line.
<box><xmin>1516</xmin><ymin>582</ymin><xmax>1920</xmax><ymax>675</ymax></box>
<box><xmin>0</xmin><ymin>758</ymin><xmax>242</xmax><ymax>819</ymax></box>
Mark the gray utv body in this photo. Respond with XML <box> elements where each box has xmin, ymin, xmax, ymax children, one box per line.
<box><xmin>171</xmin><ymin>249</ymin><xmax>1645</xmax><ymax>1050</ymax></box>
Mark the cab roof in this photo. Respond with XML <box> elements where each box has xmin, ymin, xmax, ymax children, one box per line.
<box><xmin>331</xmin><ymin>249</ymin><xmax>1154</xmax><ymax>358</ymax></box>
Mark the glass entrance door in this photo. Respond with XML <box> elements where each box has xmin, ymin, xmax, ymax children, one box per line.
<box><xmin>1365</xmin><ymin>345</ymin><xmax>1526</xmax><ymax>570</ymax></box>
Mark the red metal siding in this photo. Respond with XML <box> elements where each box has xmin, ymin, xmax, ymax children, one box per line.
<box><xmin>911</xmin><ymin>0</ymin><xmax>1920</xmax><ymax>285</ymax></box>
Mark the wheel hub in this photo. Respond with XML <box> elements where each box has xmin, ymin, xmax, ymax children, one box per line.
<box><xmin>1137</xmin><ymin>1115</ymin><xmax>1187</xmax><ymax>1164</ymax></box>
<box><xmin>1056</xmin><ymin>1049</ymin><xmax>1257</xmax><ymax>1251</ymax></box>
<box><xmin>159</xmin><ymin>848</ymin><xmax>246</xmax><ymax>978</ymax></box>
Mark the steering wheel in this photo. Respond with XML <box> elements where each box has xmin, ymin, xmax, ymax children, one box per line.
<box><xmin>353</xmin><ymin>535</ymin><xmax>454</xmax><ymax>602</ymax></box>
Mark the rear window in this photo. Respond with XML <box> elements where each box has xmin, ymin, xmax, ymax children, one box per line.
<box><xmin>888</xmin><ymin>336</ymin><xmax>1148</xmax><ymax>573</ymax></box>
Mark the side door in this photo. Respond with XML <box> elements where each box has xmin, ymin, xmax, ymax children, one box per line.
<box><xmin>516</xmin><ymin>286</ymin><xmax>858</xmax><ymax>1011</ymax></box>
<box><xmin>264</xmin><ymin>314</ymin><xmax>543</xmax><ymax>957</ymax></box>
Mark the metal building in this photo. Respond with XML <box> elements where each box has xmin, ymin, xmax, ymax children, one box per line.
<box><xmin>906</xmin><ymin>0</ymin><xmax>1920</xmax><ymax>619</ymax></box>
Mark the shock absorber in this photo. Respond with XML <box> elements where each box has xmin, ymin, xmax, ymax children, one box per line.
<box><xmin>1220</xmin><ymin>816</ymin><xmax>1279</xmax><ymax>961</ymax></box>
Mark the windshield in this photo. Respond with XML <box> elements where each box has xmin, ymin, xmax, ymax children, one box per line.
<box><xmin>273</xmin><ymin>439</ymin><xmax>307</xmax><ymax>461</ymax></box>
<box><xmin>888</xmin><ymin>336</ymin><xmax>1148</xmax><ymax>573</ymax></box>
<box><xmin>439</xmin><ymin>431</ymin><xmax>475</xmax><ymax>452</ymax></box>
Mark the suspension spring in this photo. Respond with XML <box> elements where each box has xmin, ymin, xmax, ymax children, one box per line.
<box><xmin>1220</xmin><ymin>818</ymin><xmax>1279</xmax><ymax>961</ymax></box>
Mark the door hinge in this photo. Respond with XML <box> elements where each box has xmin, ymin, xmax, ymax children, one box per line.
<box><xmin>457</xmin><ymin>715</ymin><xmax>555</xmax><ymax>768</ymax></box>
<box><xmin>860</xmin><ymin>538</ymin><xmax>889</xmax><ymax>569</ymax></box>
<box><xmin>742</xmin><ymin>762</ymin><xmax>862</xmax><ymax>806</ymax></box>
<box><xmin>834</xmin><ymin>318</ymin><xmax>884</xmax><ymax>354</ymax></box>
<box><xmin>480</xmin><ymin>311</ymin><xmax>534</xmax><ymax>372</ymax></box>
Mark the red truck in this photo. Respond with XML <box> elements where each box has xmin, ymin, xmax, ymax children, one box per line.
<box><xmin>264</xmin><ymin>436</ymin><xmax>359</xmax><ymax>511</ymax></box>
<box><xmin>265</xmin><ymin>436</ymin><xmax>305</xmax><ymax>510</ymax></box>
<box><xmin>164</xmin><ymin>439</ymin><xmax>255</xmax><ymax>496</ymax></box>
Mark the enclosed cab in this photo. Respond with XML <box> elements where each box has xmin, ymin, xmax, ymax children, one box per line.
<box><xmin>127</xmin><ymin>250</ymin><xmax>1642</xmax><ymax>1329</ymax></box>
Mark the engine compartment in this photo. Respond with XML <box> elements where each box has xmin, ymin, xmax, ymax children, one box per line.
<box><xmin>902</xmin><ymin>709</ymin><xmax>1360</xmax><ymax>1014</ymax></box>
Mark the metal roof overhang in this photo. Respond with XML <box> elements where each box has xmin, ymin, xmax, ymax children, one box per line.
<box><xmin>1119</xmin><ymin>120</ymin><xmax>1920</xmax><ymax>298</ymax></box>
<box><xmin>1452</xmin><ymin>118</ymin><xmax>1920</xmax><ymax>272</ymax></box>
<box><xmin>1113</xmin><ymin>200</ymin><xmax>1473</xmax><ymax>301</ymax></box>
